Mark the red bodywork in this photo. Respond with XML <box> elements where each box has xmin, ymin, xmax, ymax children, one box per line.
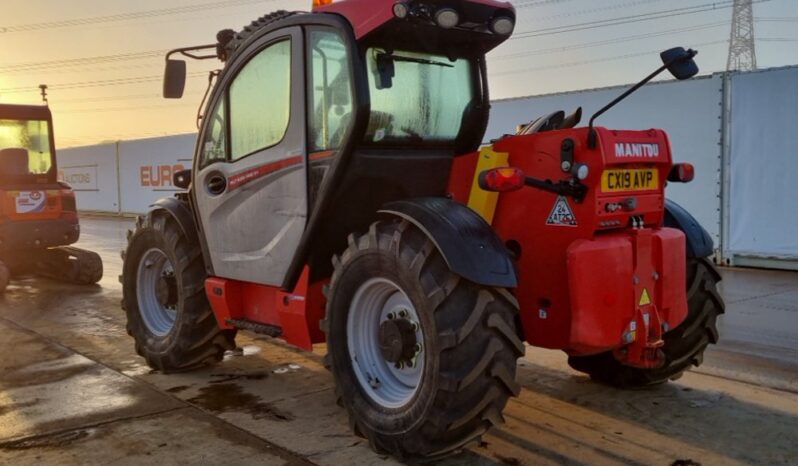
<box><xmin>200</xmin><ymin>1</ymin><xmax>687</xmax><ymax>369</ymax></box>
<box><xmin>205</xmin><ymin>267</ymin><xmax>327</xmax><ymax>350</ymax></box>
<box><xmin>449</xmin><ymin>127</ymin><xmax>688</xmax><ymax>364</ymax></box>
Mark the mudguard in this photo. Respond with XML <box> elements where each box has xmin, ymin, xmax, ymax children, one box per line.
<box><xmin>380</xmin><ymin>198</ymin><xmax>517</xmax><ymax>288</ymax></box>
<box><xmin>664</xmin><ymin>199</ymin><xmax>714</xmax><ymax>258</ymax></box>
<box><xmin>151</xmin><ymin>196</ymin><xmax>200</xmax><ymax>246</ymax></box>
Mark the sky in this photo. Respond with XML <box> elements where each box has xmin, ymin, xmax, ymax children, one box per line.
<box><xmin>1</xmin><ymin>0</ymin><xmax>796</xmax><ymax>148</ymax></box>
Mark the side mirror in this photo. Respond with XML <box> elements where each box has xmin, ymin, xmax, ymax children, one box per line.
<box><xmin>661</xmin><ymin>47</ymin><xmax>699</xmax><ymax>81</ymax></box>
<box><xmin>164</xmin><ymin>59</ymin><xmax>187</xmax><ymax>99</ymax></box>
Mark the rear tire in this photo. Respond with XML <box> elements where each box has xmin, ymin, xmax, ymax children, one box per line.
<box><xmin>567</xmin><ymin>257</ymin><xmax>724</xmax><ymax>388</ymax></box>
<box><xmin>122</xmin><ymin>212</ymin><xmax>235</xmax><ymax>372</ymax></box>
<box><xmin>323</xmin><ymin>220</ymin><xmax>524</xmax><ymax>459</ymax></box>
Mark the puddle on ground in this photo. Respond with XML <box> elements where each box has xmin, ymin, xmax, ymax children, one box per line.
<box><xmin>187</xmin><ymin>383</ymin><xmax>295</xmax><ymax>421</ymax></box>
<box><xmin>5</xmin><ymin>354</ymin><xmax>98</xmax><ymax>387</ymax></box>
<box><xmin>208</xmin><ymin>371</ymin><xmax>269</xmax><ymax>384</ymax></box>
<box><xmin>165</xmin><ymin>385</ymin><xmax>190</xmax><ymax>394</ymax></box>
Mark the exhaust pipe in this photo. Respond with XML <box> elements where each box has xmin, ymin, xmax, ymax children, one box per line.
<box><xmin>559</xmin><ymin>107</ymin><xmax>583</xmax><ymax>130</ymax></box>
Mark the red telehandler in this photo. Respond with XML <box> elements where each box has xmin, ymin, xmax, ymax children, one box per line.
<box><xmin>122</xmin><ymin>0</ymin><xmax>724</xmax><ymax>459</ymax></box>
<box><xmin>0</xmin><ymin>103</ymin><xmax>103</xmax><ymax>292</ymax></box>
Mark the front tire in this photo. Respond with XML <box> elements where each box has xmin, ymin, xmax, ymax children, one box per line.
<box><xmin>323</xmin><ymin>220</ymin><xmax>524</xmax><ymax>459</ymax></box>
<box><xmin>122</xmin><ymin>212</ymin><xmax>235</xmax><ymax>372</ymax></box>
<box><xmin>567</xmin><ymin>257</ymin><xmax>724</xmax><ymax>388</ymax></box>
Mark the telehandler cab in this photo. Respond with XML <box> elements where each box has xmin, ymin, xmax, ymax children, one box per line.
<box><xmin>122</xmin><ymin>0</ymin><xmax>724</xmax><ymax>459</ymax></box>
<box><xmin>0</xmin><ymin>103</ymin><xmax>103</xmax><ymax>292</ymax></box>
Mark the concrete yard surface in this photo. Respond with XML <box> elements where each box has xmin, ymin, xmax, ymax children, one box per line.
<box><xmin>1</xmin><ymin>217</ymin><xmax>796</xmax><ymax>466</ymax></box>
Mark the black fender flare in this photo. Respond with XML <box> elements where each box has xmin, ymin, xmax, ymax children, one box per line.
<box><xmin>150</xmin><ymin>197</ymin><xmax>200</xmax><ymax>247</ymax></box>
<box><xmin>379</xmin><ymin>198</ymin><xmax>517</xmax><ymax>288</ymax></box>
<box><xmin>664</xmin><ymin>199</ymin><xmax>714</xmax><ymax>259</ymax></box>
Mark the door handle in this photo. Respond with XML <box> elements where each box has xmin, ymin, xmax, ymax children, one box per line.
<box><xmin>206</xmin><ymin>174</ymin><xmax>227</xmax><ymax>196</ymax></box>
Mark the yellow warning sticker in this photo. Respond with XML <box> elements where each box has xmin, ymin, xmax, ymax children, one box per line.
<box><xmin>639</xmin><ymin>288</ymin><xmax>651</xmax><ymax>306</ymax></box>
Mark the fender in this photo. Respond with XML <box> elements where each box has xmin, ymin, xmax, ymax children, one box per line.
<box><xmin>151</xmin><ymin>196</ymin><xmax>200</xmax><ymax>247</ymax></box>
<box><xmin>380</xmin><ymin>198</ymin><xmax>517</xmax><ymax>288</ymax></box>
<box><xmin>664</xmin><ymin>199</ymin><xmax>714</xmax><ymax>258</ymax></box>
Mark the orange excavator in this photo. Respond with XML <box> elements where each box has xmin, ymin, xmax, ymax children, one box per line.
<box><xmin>0</xmin><ymin>103</ymin><xmax>103</xmax><ymax>292</ymax></box>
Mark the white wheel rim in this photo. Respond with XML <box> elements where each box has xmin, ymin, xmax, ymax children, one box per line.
<box><xmin>136</xmin><ymin>248</ymin><xmax>177</xmax><ymax>336</ymax></box>
<box><xmin>347</xmin><ymin>278</ymin><xmax>424</xmax><ymax>409</ymax></box>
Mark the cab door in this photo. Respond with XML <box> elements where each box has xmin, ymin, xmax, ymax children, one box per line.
<box><xmin>193</xmin><ymin>27</ymin><xmax>306</xmax><ymax>285</ymax></box>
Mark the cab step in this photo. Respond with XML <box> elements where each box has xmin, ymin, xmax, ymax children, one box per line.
<box><xmin>225</xmin><ymin>319</ymin><xmax>283</xmax><ymax>337</ymax></box>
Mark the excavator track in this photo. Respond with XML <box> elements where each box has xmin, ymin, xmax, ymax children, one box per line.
<box><xmin>34</xmin><ymin>246</ymin><xmax>104</xmax><ymax>285</ymax></box>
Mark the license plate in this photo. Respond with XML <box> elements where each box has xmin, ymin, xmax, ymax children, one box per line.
<box><xmin>601</xmin><ymin>169</ymin><xmax>659</xmax><ymax>193</ymax></box>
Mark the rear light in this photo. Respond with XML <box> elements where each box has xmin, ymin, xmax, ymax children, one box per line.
<box><xmin>312</xmin><ymin>0</ymin><xmax>334</xmax><ymax>7</ymax></box>
<box><xmin>61</xmin><ymin>191</ymin><xmax>77</xmax><ymax>212</ymax></box>
<box><xmin>478</xmin><ymin>167</ymin><xmax>526</xmax><ymax>192</ymax></box>
<box><xmin>435</xmin><ymin>8</ymin><xmax>459</xmax><ymax>29</ymax></box>
<box><xmin>490</xmin><ymin>16</ymin><xmax>515</xmax><ymax>35</ymax></box>
<box><xmin>668</xmin><ymin>163</ymin><xmax>694</xmax><ymax>183</ymax></box>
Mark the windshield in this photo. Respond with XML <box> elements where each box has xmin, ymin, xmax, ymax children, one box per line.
<box><xmin>365</xmin><ymin>48</ymin><xmax>474</xmax><ymax>145</ymax></box>
<box><xmin>0</xmin><ymin>118</ymin><xmax>53</xmax><ymax>176</ymax></box>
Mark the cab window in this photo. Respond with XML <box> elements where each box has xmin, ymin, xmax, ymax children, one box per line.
<box><xmin>364</xmin><ymin>49</ymin><xmax>474</xmax><ymax>145</ymax></box>
<box><xmin>229</xmin><ymin>39</ymin><xmax>292</xmax><ymax>160</ymax></box>
<box><xmin>200</xmin><ymin>99</ymin><xmax>226</xmax><ymax>167</ymax></box>
<box><xmin>308</xmin><ymin>29</ymin><xmax>353</xmax><ymax>152</ymax></box>
<box><xmin>0</xmin><ymin>118</ymin><xmax>53</xmax><ymax>175</ymax></box>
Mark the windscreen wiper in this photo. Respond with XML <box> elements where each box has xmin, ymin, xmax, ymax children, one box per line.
<box><xmin>389</xmin><ymin>55</ymin><xmax>454</xmax><ymax>68</ymax></box>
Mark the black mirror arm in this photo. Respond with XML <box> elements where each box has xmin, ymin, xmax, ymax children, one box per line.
<box><xmin>587</xmin><ymin>63</ymin><xmax>668</xmax><ymax>149</ymax></box>
<box><xmin>587</xmin><ymin>48</ymin><xmax>698</xmax><ymax>149</ymax></box>
<box><xmin>166</xmin><ymin>44</ymin><xmax>218</xmax><ymax>61</ymax></box>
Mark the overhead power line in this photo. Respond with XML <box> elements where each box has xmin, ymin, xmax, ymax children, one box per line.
<box><xmin>755</xmin><ymin>17</ymin><xmax>798</xmax><ymax>22</ymax></box>
<box><xmin>513</xmin><ymin>0</ymin><xmax>579</xmax><ymax>8</ymax></box>
<box><xmin>0</xmin><ymin>72</ymin><xmax>207</xmax><ymax>94</ymax></box>
<box><xmin>0</xmin><ymin>50</ymin><xmax>167</xmax><ymax>73</ymax></box>
<box><xmin>492</xmin><ymin>21</ymin><xmax>729</xmax><ymax>60</ymax></box>
<box><xmin>493</xmin><ymin>40</ymin><xmax>728</xmax><ymax>77</ymax></box>
<box><xmin>510</xmin><ymin>0</ymin><xmax>772</xmax><ymax>40</ymax></box>
<box><xmin>524</xmin><ymin>0</ymin><xmax>669</xmax><ymax>22</ymax></box>
<box><xmin>0</xmin><ymin>0</ymin><xmax>276</xmax><ymax>33</ymax></box>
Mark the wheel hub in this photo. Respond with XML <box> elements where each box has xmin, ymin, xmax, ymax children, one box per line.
<box><xmin>136</xmin><ymin>248</ymin><xmax>178</xmax><ymax>336</ymax></box>
<box><xmin>156</xmin><ymin>273</ymin><xmax>177</xmax><ymax>309</ymax></box>
<box><xmin>379</xmin><ymin>318</ymin><xmax>417</xmax><ymax>364</ymax></box>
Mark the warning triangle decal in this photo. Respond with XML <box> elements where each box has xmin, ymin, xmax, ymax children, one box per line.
<box><xmin>639</xmin><ymin>288</ymin><xmax>651</xmax><ymax>306</ymax></box>
<box><xmin>546</xmin><ymin>196</ymin><xmax>578</xmax><ymax>226</ymax></box>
